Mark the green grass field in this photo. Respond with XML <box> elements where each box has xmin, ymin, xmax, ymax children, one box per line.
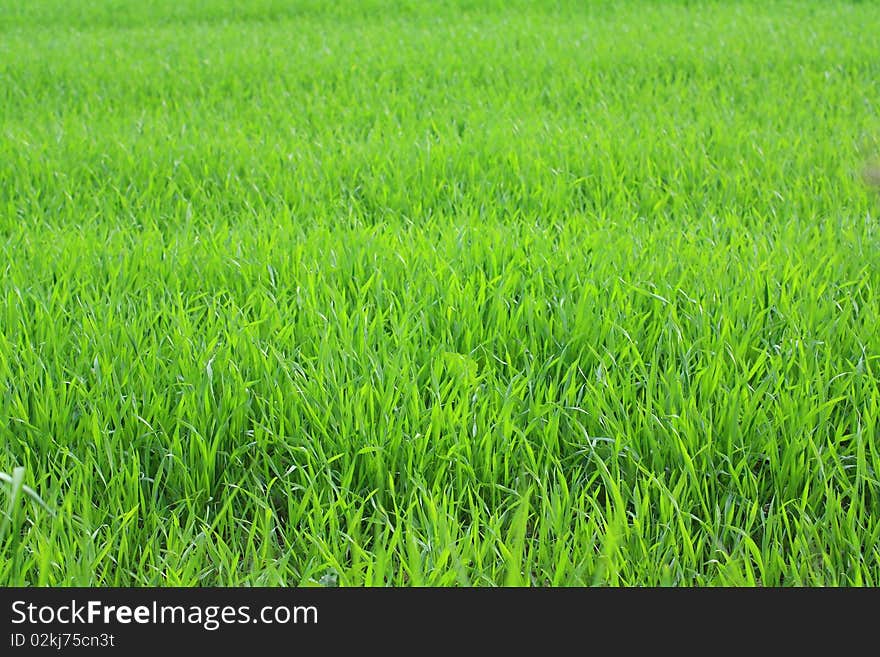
<box><xmin>2</xmin><ymin>0</ymin><xmax>879</xmax><ymax>586</ymax></box>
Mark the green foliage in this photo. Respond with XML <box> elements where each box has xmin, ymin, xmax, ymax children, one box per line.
<box><xmin>1</xmin><ymin>0</ymin><xmax>879</xmax><ymax>585</ymax></box>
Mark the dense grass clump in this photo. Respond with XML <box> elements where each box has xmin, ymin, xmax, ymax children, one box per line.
<box><xmin>1</xmin><ymin>0</ymin><xmax>879</xmax><ymax>585</ymax></box>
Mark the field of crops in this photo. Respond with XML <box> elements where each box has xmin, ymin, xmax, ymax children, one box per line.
<box><xmin>1</xmin><ymin>0</ymin><xmax>879</xmax><ymax>586</ymax></box>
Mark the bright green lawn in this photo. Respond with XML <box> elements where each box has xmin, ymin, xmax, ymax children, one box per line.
<box><xmin>1</xmin><ymin>0</ymin><xmax>879</xmax><ymax>585</ymax></box>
